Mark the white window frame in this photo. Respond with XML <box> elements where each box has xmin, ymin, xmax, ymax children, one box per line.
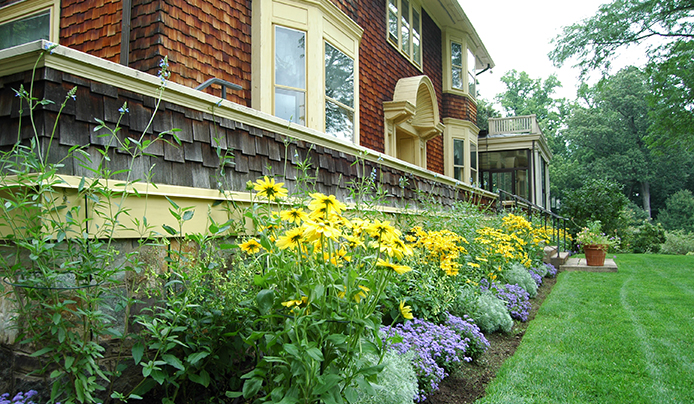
<box><xmin>252</xmin><ymin>0</ymin><xmax>362</xmax><ymax>143</ymax></box>
<box><xmin>0</xmin><ymin>0</ymin><xmax>60</xmax><ymax>50</ymax></box>
<box><xmin>386</xmin><ymin>0</ymin><xmax>422</xmax><ymax>68</ymax></box>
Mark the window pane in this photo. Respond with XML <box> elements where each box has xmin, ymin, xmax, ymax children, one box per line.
<box><xmin>467</xmin><ymin>49</ymin><xmax>476</xmax><ymax>72</ymax></box>
<box><xmin>454</xmin><ymin>167</ymin><xmax>463</xmax><ymax>181</ymax></box>
<box><xmin>452</xmin><ymin>67</ymin><xmax>463</xmax><ymax>90</ymax></box>
<box><xmin>325</xmin><ymin>100</ymin><xmax>354</xmax><ymax>142</ymax></box>
<box><xmin>325</xmin><ymin>42</ymin><xmax>354</xmax><ymax>108</ymax></box>
<box><xmin>0</xmin><ymin>11</ymin><xmax>50</xmax><ymax>51</ymax></box>
<box><xmin>451</xmin><ymin>42</ymin><xmax>462</xmax><ymax>67</ymax></box>
<box><xmin>412</xmin><ymin>8</ymin><xmax>421</xmax><ymax>64</ymax></box>
<box><xmin>400</xmin><ymin>0</ymin><xmax>410</xmax><ymax>54</ymax></box>
<box><xmin>275</xmin><ymin>87</ymin><xmax>305</xmax><ymax>125</ymax></box>
<box><xmin>388</xmin><ymin>0</ymin><xmax>398</xmax><ymax>43</ymax></box>
<box><xmin>470</xmin><ymin>142</ymin><xmax>477</xmax><ymax>169</ymax></box>
<box><xmin>470</xmin><ymin>169</ymin><xmax>477</xmax><ymax>185</ymax></box>
<box><xmin>275</xmin><ymin>26</ymin><xmax>305</xmax><ymax>90</ymax></box>
<box><xmin>468</xmin><ymin>49</ymin><xmax>476</xmax><ymax>97</ymax></box>
<box><xmin>453</xmin><ymin>139</ymin><xmax>464</xmax><ymax>166</ymax></box>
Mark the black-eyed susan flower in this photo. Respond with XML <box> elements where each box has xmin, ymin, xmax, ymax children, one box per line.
<box><xmin>303</xmin><ymin>220</ymin><xmax>342</xmax><ymax>241</ymax></box>
<box><xmin>308</xmin><ymin>192</ymin><xmax>347</xmax><ymax>215</ymax></box>
<box><xmin>253</xmin><ymin>176</ymin><xmax>288</xmax><ymax>200</ymax></box>
<box><xmin>376</xmin><ymin>258</ymin><xmax>412</xmax><ymax>275</ymax></box>
<box><xmin>280</xmin><ymin>208</ymin><xmax>309</xmax><ymax>224</ymax></box>
<box><xmin>276</xmin><ymin>227</ymin><xmax>306</xmax><ymax>250</ymax></box>
<box><xmin>366</xmin><ymin>219</ymin><xmax>401</xmax><ymax>242</ymax></box>
<box><xmin>399</xmin><ymin>300</ymin><xmax>413</xmax><ymax>320</ymax></box>
<box><xmin>239</xmin><ymin>239</ymin><xmax>263</xmax><ymax>254</ymax></box>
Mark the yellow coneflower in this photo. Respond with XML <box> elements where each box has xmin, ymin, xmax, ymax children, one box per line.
<box><xmin>239</xmin><ymin>239</ymin><xmax>263</xmax><ymax>254</ymax></box>
<box><xmin>253</xmin><ymin>176</ymin><xmax>288</xmax><ymax>200</ymax></box>
<box><xmin>399</xmin><ymin>300</ymin><xmax>413</xmax><ymax>320</ymax></box>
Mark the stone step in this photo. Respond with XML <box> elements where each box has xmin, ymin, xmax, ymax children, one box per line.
<box><xmin>560</xmin><ymin>257</ymin><xmax>618</xmax><ymax>272</ymax></box>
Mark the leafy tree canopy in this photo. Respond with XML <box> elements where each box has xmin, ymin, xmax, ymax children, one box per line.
<box><xmin>549</xmin><ymin>0</ymin><xmax>694</xmax><ymax>149</ymax></box>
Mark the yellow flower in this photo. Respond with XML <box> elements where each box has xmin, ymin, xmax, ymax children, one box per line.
<box><xmin>253</xmin><ymin>176</ymin><xmax>288</xmax><ymax>200</ymax></box>
<box><xmin>239</xmin><ymin>239</ymin><xmax>263</xmax><ymax>254</ymax></box>
<box><xmin>399</xmin><ymin>300</ymin><xmax>413</xmax><ymax>320</ymax></box>
<box><xmin>280</xmin><ymin>208</ymin><xmax>309</xmax><ymax>224</ymax></box>
<box><xmin>354</xmin><ymin>285</ymin><xmax>370</xmax><ymax>303</ymax></box>
<box><xmin>308</xmin><ymin>193</ymin><xmax>347</xmax><ymax>216</ymax></box>
<box><xmin>376</xmin><ymin>258</ymin><xmax>412</xmax><ymax>275</ymax></box>
<box><xmin>303</xmin><ymin>220</ymin><xmax>342</xmax><ymax>241</ymax></box>
<box><xmin>366</xmin><ymin>219</ymin><xmax>401</xmax><ymax>242</ymax></box>
<box><xmin>281</xmin><ymin>296</ymin><xmax>309</xmax><ymax>313</ymax></box>
<box><xmin>276</xmin><ymin>227</ymin><xmax>306</xmax><ymax>250</ymax></box>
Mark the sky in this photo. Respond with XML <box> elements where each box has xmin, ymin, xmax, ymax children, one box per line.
<box><xmin>461</xmin><ymin>0</ymin><xmax>649</xmax><ymax>105</ymax></box>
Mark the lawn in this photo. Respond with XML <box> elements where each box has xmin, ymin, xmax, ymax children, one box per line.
<box><xmin>476</xmin><ymin>254</ymin><xmax>694</xmax><ymax>404</ymax></box>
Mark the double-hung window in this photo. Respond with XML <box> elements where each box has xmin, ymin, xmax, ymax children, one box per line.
<box><xmin>468</xmin><ymin>49</ymin><xmax>476</xmax><ymax>98</ymax></box>
<box><xmin>453</xmin><ymin>139</ymin><xmax>464</xmax><ymax>181</ymax></box>
<box><xmin>274</xmin><ymin>26</ymin><xmax>307</xmax><ymax>126</ymax></box>
<box><xmin>387</xmin><ymin>0</ymin><xmax>421</xmax><ymax>66</ymax></box>
<box><xmin>324</xmin><ymin>42</ymin><xmax>355</xmax><ymax>141</ymax></box>
<box><xmin>451</xmin><ymin>42</ymin><xmax>463</xmax><ymax>90</ymax></box>
<box><xmin>448</xmin><ymin>39</ymin><xmax>477</xmax><ymax>98</ymax></box>
<box><xmin>0</xmin><ymin>10</ymin><xmax>49</xmax><ymax>50</ymax></box>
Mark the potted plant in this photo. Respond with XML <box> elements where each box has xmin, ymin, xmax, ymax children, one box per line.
<box><xmin>575</xmin><ymin>220</ymin><xmax>619</xmax><ymax>266</ymax></box>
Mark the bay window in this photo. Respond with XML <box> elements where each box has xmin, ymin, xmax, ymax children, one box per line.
<box><xmin>0</xmin><ymin>0</ymin><xmax>59</xmax><ymax>51</ymax></box>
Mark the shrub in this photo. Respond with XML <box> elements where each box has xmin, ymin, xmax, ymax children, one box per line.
<box><xmin>482</xmin><ymin>281</ymin><xmax>531</xmax><ymax>322</ymax></box>
<box><xmin>660</xmin><ymin>230</ymin><xmax>694</xmax><ymax>255</ymax></box>
<box><xmin>472</xmin><ymin>290</ymin><xmax>513</xmax><ymax>334</ymax></box>
<box><xmin>444</xmin><ymin>313</ymin><xmax>490</xmax><ymax>361</ymax></box>
<box><xmin>561</xmin><ymin>178</ymin><xmax>629</xmax><ymax>239</ymax></box>
<box><xmin>544</xmin><ymin>262</ymin><xmax>558</xmax><ymax>277</ymax></box>
<box><xmin>503</xmin><ymin>263</ymin><xmax>538</xmax><ymax>298</ymax></box>
<box><xmin>625</xmin><ymin>220</ymin><xmax>666</xmax><ymax>253</ymax></box>
<box><xmin>355</xmin><ymin>351</ymin><xmax>418</xmax><ymax>404</ymax></box>
<box><xmin>384</xmin><ymin>318</ymin><xmax>473</xmax><ymax>401</ymax></box>
<box><xmin>657</xmin><ymin>189</ymin><xmax>694</xmax><ymax>233</ymax></box>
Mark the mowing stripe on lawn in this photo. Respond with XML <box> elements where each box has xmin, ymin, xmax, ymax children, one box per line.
<box><xmin>476</xmin><ymin>254</ymin><xmax>694</xmax><ymax>404</ymax></box>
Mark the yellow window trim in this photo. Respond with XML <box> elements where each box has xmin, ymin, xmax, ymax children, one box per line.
<box><xmin>252</xmin><ymin>0</ymin><xmax>362</xmax><ymax>143</ymax></box>
<box><xmin>0</xmin><ymin>0</ymin><xmax>60</xmax><ymax>45</ymax></box>
<box><xmin>442</xmin><ymin>117</ymin><xmax>479</xmax><ymax>184</ymax></box>
<box><xmin>441</xmin><ymin>30</ymin><xmax>478</xmax><ymax>101</ymax></box>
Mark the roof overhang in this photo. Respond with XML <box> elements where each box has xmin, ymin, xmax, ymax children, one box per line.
<box><xmin>421</xmin><ymin>0</ymin><xmax>494</xmax><ymax>70</ymax></box>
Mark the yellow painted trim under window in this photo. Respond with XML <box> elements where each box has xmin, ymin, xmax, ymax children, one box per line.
<box><xmin>0</xmin><ymin>0</ymin><xmax>60</xmax><ymax>45</ymax></box>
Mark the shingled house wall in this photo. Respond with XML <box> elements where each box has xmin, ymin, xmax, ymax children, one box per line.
<box><xmin>0</xmin><ymin>67</ymin><xmax>493</xmax><ymax>208</ymax></box>
<box><xmin>50</xmin><ymin>0</ymin><xmax>462</xmax><ymax>175</ymax></box>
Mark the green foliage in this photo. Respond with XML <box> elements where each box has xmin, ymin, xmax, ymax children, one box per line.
<box><xmin>550</xmin><ymin>0</ymin><xmax>694</xmax><ymax>151</ymax></box>
<box><xmin>503</xmin><ymin>263</ymin><xmax>537</xmax><ymax>299</ymax></box>
<box><xmin>660</xmin><ymin>230</ymin><xmax>694</xmax><ymax>255</ymax></box>
<box><xmin>657</xmin><ymin>189</ymin><xmax>694</xmax><ymax>232</ymax></box>
<box><xmin>621</xmin><ymin>220</ymin><xmax>666</xmax><ymax>253</ymax></box>
<box><xmin>354</xmin><ymin>352</ymin><xmax>417</xmax><ymax>404</ymax></box>
<box><xmin>472</xmin><ymin>290</ymin><xmax>513</xmax><ymax>334</ymax></box>
<box><xmin>561</xmin><ymin>178</ymin><xmax>629</xmax><ymax>239</ymax></box>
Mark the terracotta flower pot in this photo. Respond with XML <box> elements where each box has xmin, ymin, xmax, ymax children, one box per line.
<box><xmin>583</xmin><ymin>244</ymin><xmax>607</xmax><ymax>266</ymax></box>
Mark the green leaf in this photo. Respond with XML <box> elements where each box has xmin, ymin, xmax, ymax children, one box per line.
<box><xmin>166</xmin><ymin>196</ymin><xmax>180</xmax><ymax>210</ymax></box>
<box><xmin>283</xmin><ymin>343</ymin><xmax>300</xmax><ymax>358</ymax></box>
<box><xmin>162</xmin><ymin>354</ymin><xmax>185</xmax><ymax>370</ymax></box>
<box><xmin>162</xmin><ymin>224</ymin><xmax>177</xmax><ymax>235</ymax></box>
<box><xmin>313</xmin><ymin>374</ymin><xmax>341</xmax><ymax>395</ymax></box>
<box><xmin>151</xmin><ymin>368</ymin><xmax>166</xmax><ymax>384</ymax></box>
<box><xmin>52</xmin><ymin>312</ymin><xmax>61</xmax><ymax>325</ymax></box>
<box><xmin>306</xmin><ymin>347</ymin><xmax>324</xmax><ymax>362</ymax></box>
<box><xmin>132</xmin><ymin>342</ymin><xmax>144</xmax><ymax>365</ymax></box>
<box><xmin>256</xmin><ymin>289</ymin><xmax>274</xmax><ymax>314</ymax></box>
<box><xmin>226</xmin><ymin>391</ymin><xmax>243</xmax><ymax>398</ymax></box>
<box><xmin>188</xmin><ymin>369</ymin><xmax>210</xmax><ymax>387</ymax></box>
<box><xmin>186</xmin><ymin>351</ymin><xmax>210</xmax><ymax>366</ymax></box>
<box><xmin>182</xmin><ymin>210</ymin><xmax>194</xmax><ymax>221</ymax></box>
<box><xmin>242</xmin><ymin>377</ymin><xmax>263</xmax><ymax>399</ymax></box>
<box><xmin>30</xmin><ymin>346</ymin><xmax>53</xmax><ymax>357</ymax></box>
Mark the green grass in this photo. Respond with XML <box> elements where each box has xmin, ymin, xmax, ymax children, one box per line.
<box><xmin>476</xmin><ymin>254</ymin><xmax>694</xmax><ymax>404</ymax></box>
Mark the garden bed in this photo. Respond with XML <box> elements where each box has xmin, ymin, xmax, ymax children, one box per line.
<box><xmin>424</xmin><ymin>275</ymin><xmax>558</xmax><ymax>404</ymax></box>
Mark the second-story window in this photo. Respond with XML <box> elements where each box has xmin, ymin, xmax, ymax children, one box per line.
<box><xmin>387</xmin><ymin>0</ymin><xmax>421</xmax><ymax>67</ymax></box>
<box><xmin>451</xmin><ymin>42</ymin><xmax>463</xmax><ymax>90</ymax></box>
<box><xmin>275</xmin><ymin>26</ymin><xmax>306</xmax><ymax>125</ymax></box>
<box><xmin>325</xmin><ymin>42</ymin><xmax>355</xmax><ymax>141</ymax></box>
<box><xmin>468</xmin><ymin>49</ymin><xmax>477</xmax><ymax>98</ymax></box>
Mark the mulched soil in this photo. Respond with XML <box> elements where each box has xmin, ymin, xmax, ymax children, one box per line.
<box><xmin>423</xmin><ymin>275</ymin><xmax>558</xmax><ymax>404</ymax></box>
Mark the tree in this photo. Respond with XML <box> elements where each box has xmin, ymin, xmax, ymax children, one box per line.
<box><xmin>549</xmin><ymin>0</ymin><xmax>694</xmax><ymax>149</ymax></box>
<box><xmin>565</xmin><ymin>67</ymin><xmax>670</xmax><ymax>217</ymax></box>
<box><xmin>475</xmin><ymin>97</ymin><xmax>501</xmax><ymax>133</ymax></box>
<box><xmin>561</xmin><ymin>178</ymin><xmax>630</xmax><ymax>239</ymax></box>
<box><xmin>657</xmin><ymin>189</ymin><xmax>694</xmax><ymax>232</ymax></box>
<box><xmin>495</xmin><ymin>70</ymin><xmax>570</xmax><ymax>141</ymax></box>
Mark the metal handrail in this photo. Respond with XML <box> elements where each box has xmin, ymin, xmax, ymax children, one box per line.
<box><xmin>196</xmin><ymin>78</ymin><xmax>243</xmax><ymax>100</ymax></box>
<box><xmin>497</xmin><ymin>189</ymin><xmax>568</xmax><ymax>261</ymax></box>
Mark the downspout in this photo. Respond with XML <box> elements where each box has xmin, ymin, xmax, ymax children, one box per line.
<box><xmin>120</xmin><ymin>0</ymin><xmax>132</xmax><ymax>66</ymax></box>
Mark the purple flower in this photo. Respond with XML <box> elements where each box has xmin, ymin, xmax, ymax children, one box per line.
<box><xmin>485</xmin><ymin>282</ymin><xmax>531</xmax><ymax>322</ymax></box>
<box><xmin>544</xmin><ymin>262</ymin><xmax>557</xmax><ymax>277</ymax></box>
<box><xmin>383</xmin><ymin>315</ymin><xmax>485</xmax><ymax>402</ymax></box>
